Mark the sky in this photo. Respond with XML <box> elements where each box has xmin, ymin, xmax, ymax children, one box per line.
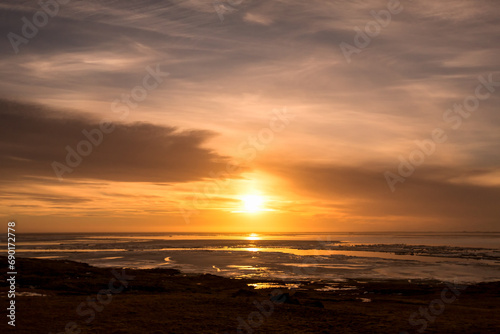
<box><xmin>0</xmin><ymin>0</ymin><xmax>499</xmax><ymax>232</ymax></box>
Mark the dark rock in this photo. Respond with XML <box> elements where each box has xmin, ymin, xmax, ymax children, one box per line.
<box><xmin>305</xmin><ymin>300</ymin><xmax>324</xmax><ymax>308</ymax></box>
<box><xmin>270</xmin><ymin>292</ymin><xmax>300</xmax><ymax>305</ymax></box>
<box><xmin>232</xmin><ymin>289</ymin><xmax>258</xmax><ymax>297</ymax></box>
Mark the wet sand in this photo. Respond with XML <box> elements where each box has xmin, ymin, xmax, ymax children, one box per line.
<box><xmin>1</xmin><ymin>256</ymin><xmax>499</xmax><ymax>333</ymax></box>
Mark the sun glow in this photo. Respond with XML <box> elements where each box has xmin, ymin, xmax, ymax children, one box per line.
<box><xmin>241</xmin><ymin>195</ymin><xmax>265</xmax><ymax>213</ymax></box>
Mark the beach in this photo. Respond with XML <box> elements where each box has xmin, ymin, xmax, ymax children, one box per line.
<box><xmin>2</xmin><ymin>255</ymin><xmax>499</xmax><ymax>333</ymax></box>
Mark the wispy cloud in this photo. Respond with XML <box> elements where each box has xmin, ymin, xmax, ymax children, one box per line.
<box><xmin>1</xmin><ymin>0</ymin><xmax>499</xmax><ymax>230</ymax></box>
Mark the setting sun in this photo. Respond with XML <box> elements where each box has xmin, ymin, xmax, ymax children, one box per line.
<box><xmin>241</xmin><ymin>195</ymin><xmax>265</xmax><ymax>213</ymax></box>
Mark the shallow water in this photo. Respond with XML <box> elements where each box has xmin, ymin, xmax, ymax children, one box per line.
<box><xmin>7</xmin><ymin>232</ymin><xmax>500</xmax><ymax>283</ymax></box>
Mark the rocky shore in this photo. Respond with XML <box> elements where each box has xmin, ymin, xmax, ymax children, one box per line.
<box><xmin>1</xmin><ymin>256</ymin><xmax>499</xmax><ymax>333</ymax></box>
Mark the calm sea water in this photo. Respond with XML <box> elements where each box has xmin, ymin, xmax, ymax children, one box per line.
<box><xmin>7</xmin><ymin>232</ymin><xmax>500</xmax><ymax>283</ymax></box>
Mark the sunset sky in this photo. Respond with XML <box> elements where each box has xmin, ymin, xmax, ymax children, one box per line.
<box><xmin>1</xmin><ymin>0</ymin><xmax>499</xmax><ymax>232</ymax></box>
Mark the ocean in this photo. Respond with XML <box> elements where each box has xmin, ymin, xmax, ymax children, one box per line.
<box><xmin>9</xmin><ymin>232</ymin><xmax>500</xmax><ymax>283</ymax></box>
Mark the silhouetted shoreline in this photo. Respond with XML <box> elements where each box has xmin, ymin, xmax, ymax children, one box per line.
<box><xmin>1</xmin><ymin>256</ymin><xmax>499</xmax><ymax>333</ymax></box>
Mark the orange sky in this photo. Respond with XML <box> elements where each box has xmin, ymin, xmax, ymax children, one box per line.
<box><xmin>1</xmin><ymin>0</ymin><xmax>499</xmax><ymax>232</ymax></box>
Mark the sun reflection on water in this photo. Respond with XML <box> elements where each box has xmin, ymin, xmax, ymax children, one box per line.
<box><xmin>246</xmin><ymin>233</ymin><xmax>261</xmax><ymax>241</ymax></box>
